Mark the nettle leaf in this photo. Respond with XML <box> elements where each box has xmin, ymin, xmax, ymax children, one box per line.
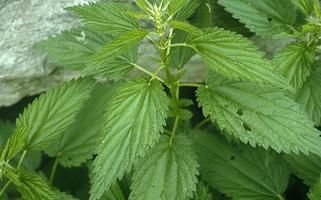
<box><xmin>1</xmin><ymin>79</ymin><xmax>93</xmax><ymax>161</ymax></box>
<box><xmin>45</xmin><ymin>82</ymin><xmax>117</xmax><ymax>167</ymax></box>
<box><xmin>129</xmin><ymin>135</ymin><xmax>199</xmax><ymax>200</ymax></box>
<box><xmin>308</xmin><ymin>175</ymin><xmax>321</xmax><ymax>200</ymax></box>
<box><xmin>186</xmin><ymin>28</ymin><xmax>289</xmax><ymax>89</ymax></box>
<box><xmin>67</xmin><ymin>2</ymin><xmax>139</xmax><ymax>35</ymax></box>
<box><xmin>90</xmin><ymin>79</ymin><xmax>168</xmax><ymax>200</ymax></box>
<box><xmin>218</xmin><ymin>0</ymin><xmax>297</xmax><ymax>37</ymax></box>
<box><xmin>6</xmin><ymin>168</ymin><xmax>74</xmax><ymax>200</ymax></box>
<box><xmin>295</xmin><ymin>66</ymin><xmax>321</xmax><ymax>126</ymax></box>
<box><xmin>34</xmin><ymin>28</ymin><xmax>112</xmax><ymax>70</ymax></box>
<box><xmin>192</xmin><ymin>132</ymin><xmax>290</xmax><ymax>200</ymax></box>
<box><xmin>172</xmin><ymin>0</ymin><xmax>200</xmax><ymax>21</ymax></box>
<box><xmin>193</xmin><ymin>181</ymin><xmax>212</xmax><ymax>200</ymax></box>
<box><xmin>196</xmin><ymin>72</ymin><xmax>321</xmax><ymax>155</ymax></box>
<box><xmin>285</xmin><ymin>153</ymin><xmax>321</xmax><ymax>186</ymax></box>
<box><xmin>273</xmin><ymin>42</ymin><xmax>315</xmax><ymax>90</ymax></box>
<box><xmin>291</xmin><ymin>0</ymin><xmax>314</xmax><ymax>16</ymax></box>
<box><xmin>101</xmin><ymin>182</ymin><xmax>126</xmax><ymax>200</ymax></box>
<box><xmin>82</xmin><ymin>47</ymin><xmax>137</xmax><ymax>78</ymax></box>
<box><xmin>93</xmin><ymin>29</ymin><xmax>148</xmax><ymax>66</ymax></box>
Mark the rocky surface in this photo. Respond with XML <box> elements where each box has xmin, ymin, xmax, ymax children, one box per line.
<box><xmin>0</xmin><ymin>0</ymin><xmax>93</xmax><ymax>107</ymax></box>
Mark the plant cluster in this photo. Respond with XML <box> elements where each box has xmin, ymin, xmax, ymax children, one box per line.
<box><xmin>1</xmin><ymin>0</ymin><xmax>321</xmax><ymax>199</ymax></box>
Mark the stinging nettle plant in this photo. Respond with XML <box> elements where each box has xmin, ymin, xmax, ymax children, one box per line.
<box><xmin>1</xmin><ymin>0</ymin><xmax>321</xmax><ymax>199</ymax></box>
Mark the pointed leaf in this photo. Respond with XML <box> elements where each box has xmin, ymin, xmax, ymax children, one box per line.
<box><xmin>45</xmin><ymin>82</ymin><xmax>117</xmax><ymax>167</ymax></box>
<box><xmin>93</xmin><ymin>29</ymin><xmax>148</xmax><ymax>66</ymax></box>
<box><xmin>285</xmin><ymin>153</ymin><xmax>321</xmax><ymax>186</ymax></box>
<box><xmin>1</xmin><ymin>79</ymin><xmax>93</xmax><ymax>161</ymax></box>
<box><xmin>309</xmin><ymin>175</ymin><xmax>321</xmax><ymax>200</ymax></box>
<box><xmin>187</xmin><ymin>28</ymin><xmax>290</xmax><ymax>89</ymax></box>
<box><xmin>218</xmin><ymin>0</ymin><xmax>297</xmax><ymax>37</ymax></box>
<box><xmin>273</xmin><ymin>42</ymin><xmax>315</xmax><ymax>90</ymax></box>
<box><xmin>34</xmin><ymin>28</ymin><xmax>112</xmax><ymax>70</ymax></box>
<box><xmin>129</xmin><ymin>135</ymin><xmax>199</xmax><ymax>200</ymax></box>
<box><xmin>196</xmin><ymin>72</ymin><xmax>321</xmax><ymax>155</ymax></box>
<box><xmin>90</xmin><ymin>79</ymin><xmax>168</xmax><ymax>200</ymax></box>
<box><xmin>295</xmin><ymin>66</ymin><xmax>321</xmax><ymax>126</ymax></box>
<box><xmin>192</xmin><ymin>132</ymin><xmax>290</xmax><ymax>200</ymax></box>
<box><xmin>67</xmin><ymin>2</ymin><xmax>139</xmax><ymax>35</ymax></box>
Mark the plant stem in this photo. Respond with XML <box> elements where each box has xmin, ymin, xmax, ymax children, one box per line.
<box><xmin>169</xmin><ymin>115</ymin><xmax>180</xmax><ymax>146</ymax></box>
<box><xmin>0</xmin><ymin>181</ymin><xmax>11</xmax><ymax>197</ymax></box>
<box><xmin>167</xmin><ymin>43</ymin><xmax>194</xmax><ymax>49</ymax></box>
<box><xmin>17</xmin><ymin>150</ymin><xmax>27</xmax><ymax>170</ymax></box>
<box><xmin>195</xmin><ymin>118</ymin><xmax>211</xmax><ymax>129</ymax></box>
<box><xmin>277</xmin><ymin>194</ymin><xmax>285</xmax><ymax>200</ymax></box>
<box><xmin>49</xmin><ymin>159</ymin><xmax>58</xmax><ymax>184</ymax></box>
<box><xmin>131</xmin><ymin>63</ymin><xmax>169</xmax><ymax>87</ymax></box>
<box><xmin>179</xmin><ymin>83</ymin><xmax>202</xmax><ymax>88</ymax></box>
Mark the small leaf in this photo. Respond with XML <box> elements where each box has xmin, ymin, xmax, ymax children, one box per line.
<box><xmin>295</xmin><ymin>66</ymin><xmax>321</xmax><ymax>126</ymax></box>
<box><xmin>67</xmin><ymin>2</ymin><xmax>139</xmax><ymax>35</ymax></box>
<box><xmin>1</xmin><ymin>79</ymin><xmax>93</xmax><ymax>161</ymax></box>
<box><xmin>93</xmin><ymin>29</ymin><xmax>148</xmax><ymax>66</ymax></box>
<box><xmin>273</xmin><ymin>42</ymin><xmax>315</xmax><ymax>90</ymax></box>
<box><xmin>90</xmin><ymin>79</ymin><xmax>168</xmax><ymax>200</ymax></box>
<box><xmin>45</xmin><ymin>82</ymin><xmax>117</xmax><ymax>167</ymax></box>
<box><xmin>196</xmin><ymin>72</ymin><xmax>321</xmax><ymax>155</ymax></box>
<box><xmin>192</xmin><ymin>131</ymin><xmax>290</xmax><ymax>200</ymax></box>
<box><xmin>218</xmin><ymin>0</ymin><xmax>298</xmax><ymax>37</ymax></box>
<box><xmin>187</xmin><ymin>28</ymin><xmax>290</xmax><ymax>89</ymax></box>
<box><xmin>308</xmin><ymin>175</ymin><xmax>321</xmax><ymax>200</ymax></box>
<box><xmin>168</xmin><ymin>20</ymin><xmax>203</xmax><ymax>35</ymax></box>
<box><xmin>129</xmin><ymin>135</ymin><xmax>199</xmax><ymax>200</ymax></box>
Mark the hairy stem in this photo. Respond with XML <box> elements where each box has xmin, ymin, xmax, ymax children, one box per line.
<box><xmin>131</xmin><ymin>63</ymin><xmax>169</xmax><ymax>87</ymax></box>
<box><xmin>49</xmin><ymin>159</ymin><xmax>59</xmax><ymax>184</ymax></box>
<box><xmin>169</xmin><ymin>115</ymin><xmax>180</xmax><ymax>146</ymax></box>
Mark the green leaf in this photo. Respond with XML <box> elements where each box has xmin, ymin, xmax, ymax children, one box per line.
<box><xmin>129</xmin><ymin>135</ymin><xmax>199</xmax><ymax>200</ymax></box>
<box><xmin>309</xmin><ymin>175</ymin><xmax>321</xmax><ymax>200</ymax></box>
<box><xmin>45</xmin><ymin>82</ymin><xmax>117</xmax><ymax>167</ymax></box>
<box><xmin>168</xmin><ymin>30</ymin><xmax>195</xmax><ymax>69</ymax></box>
<box><xmin>291</xmin><ymin>0</ymin><xmax>314</xmax><ymax>16</ymax></box>
<box><xmin>93</xmin><ymin>29</ymin><xmax>148</xmax><ymax>66</ymax></box>
<box><xmin>82</xmin><ymin>47</ymin><xmax>137</xmax><ymax>78</ymax></box>
<box><xmin>196</xmin><ymin>72</ymin><xmax>321</xmax><ymax>155</ymax></box>
<box><xmin>218</xmin><ymin>0</ymin><xmax>297</xmax><ymax>37</ymax></box>
<box><xmin>172</xmin><ymin>0</ymin><xmax>200</xmax><ymax>21</ymax></box>
<box><xmin>168</xmin><ymin>20</ymin><xmax>203</xmax><ymax>35</ymax></box>
<box><xmin>90</xmin><ymin>79</ymin><xmax>168</xmax><ymax>200</ymax></box>
<box><xmin>67</xmin><ymin>2</ymin><xmax>139</xmax><ymax>35</ymax></box>
<box><xmin>1</xmin><ymin>79</ymin><xmax>93</xmax><ymax>161</ymax></box>
<box><xmin>285</xmin><ymin>153</ymin><xmax>321</xmax><ymax>186</ymax></box>
<box><xmin>187</xmin><ymin>28</ymin><xmax>290</xmax><ymax>89</ymax></box>
<box><xmin>34</xmin><ymin>28</ymin><xmax>112</xmax><ymax>70</ymax></box>
<box><xmin>295</xmin><ymin>66</ymin><xmax>321</xmax><ymax>126</ymax></box>
<box><xmin>0</xmin><ymin>120</ymin><xmax>14</xmax><ymax>148</ymax></box>
<box><xmin>192</xmin><ymin>131</ymin><xmax>290</xmax><ymax>200</ymax></box>
<box><xmin>101</xmin><ymin>182</ymin><xmax>126</xmax><ymax>200</ymax></box>
<box><xmin>6</xmin><ymin>168</ymin><xmax>74</xmax><ymax>200</ymax></box>
<box><xmin>273</xmin><ymin>42</ymin><xmax>315</xmax><ymax>90</ymax></box>
<box><xmin>193</xmin><ymin>181</ymin><xmax>212</xmax><ymax>200</ymax></box>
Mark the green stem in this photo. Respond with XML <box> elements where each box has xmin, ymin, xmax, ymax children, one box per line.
<box><xmin>169</xmin><ymin>115</ymin><xmax>180</xmax><ymax>146</ymax></box>
<box><xmin>167</xmin><ymin>43</ymin><xmax>195</xmax><ymax>49</ymax></box>
<box><xmin>195</xmin><ymin>118</ymin><xmax>211</xmax><ymax>129</ymax></box>
<box><xmin>277</xmin><ymin>194</ymin><xmax>285</xmax><ymax>200</ymax></box>
<box><xmin>131</xmin><ymin>63</ymin><xmax>169</xmax><ymax>87</ymax></box>
<box><xmin>49</xmin><ymin>159</ymin><xmax>58</xmax><ymax>184</ymax></box>
<box><xmin>17</xmin><ymin>150</ymin><xmax>27</xmax><ymax>170</ymax></box>
<box><xmin>0</xmin><ymin>181</ymin><xmax>11</xmax><ymax>197</ymax></box>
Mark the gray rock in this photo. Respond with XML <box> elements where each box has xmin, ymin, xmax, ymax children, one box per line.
<box><xmin>0</xmin><ymin>0</ymin><xmax>93</xmax><ymax>107</ymax></box>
